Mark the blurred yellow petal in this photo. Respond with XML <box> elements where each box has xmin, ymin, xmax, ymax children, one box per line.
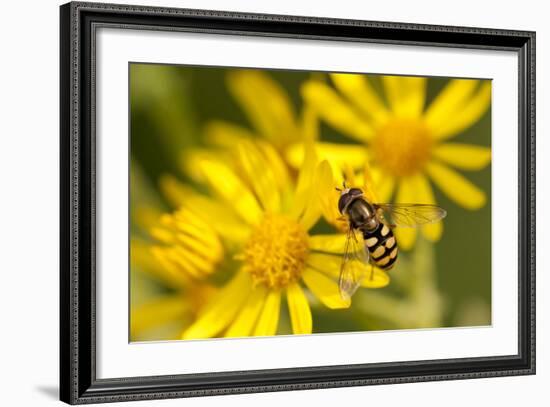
<box><xmin>287</xmin><ymin>283</ymin><xmax>312</xmax><ymax>334</ymax></box>
<box><xmin>181</xmin><ymin>148</ymin><xmax>231</xmax><ymax>184</ymax></box>
<box><xmin>360</xmin><ymin>161</ymin><xmax>379</xmax><ymax>203</ymax></box>
<box><xmin>394</xmin><ymin>227</ymin><xmax>416</xmax><ymax>252</ymax></box>
<box><xmin>170</xmin><ymin>209</ymin><xmax>223</xmax><ymax>257</ymax></box>
<box><xmin>238</xmin><ymin>141</ymin><xmax>280</xmax><ymax>213</ymax></box>
<box><xmin>227</xmin><ymin>70</ymin><xmax>298</xmax><ymax>147</ymax></box>
<box><xmin>301</xmin><ymin>80</ymin><xmax>374</xmax><ymax>142</ymax></box>
<box><xmin>203</xmin><ymin>120</ymin><xmax>255</xmax><ymax>147</ymax></box>
<box><xmin>131</xmin><ymin>240</ymin><xmax>189</xmax><ymax>290</ymax></box>
<box><xmin>370</xmin><ymin>165</ymin><xmax>395</xmax><ymax>203</ymax></box>
<box><xmin>253</xmin><ymin>290</ymin><xmax>281</xmax><ymax>336</ymax></box>
<box><xmin>131</xmin><ymin>295</ymin><xmax>188</xmax><ymax>338</ymax></box>
<box><xmin>361</xmin><ymin>267</ymin><xmax>390</xmax><ymax>288</ymax></box>
<box><xmin>151</xmin><ymin>247</ymin><xmax>204</xmax><ymax>279</ymax></box>
<box><xmin>394</xmin><ymin>178</ymin><xmax>417</xmax><ymax>250</ymax></box>
<box><xmin>158</xmin><ymin>176</ymin><xmax>250</xmax><ymax>245</ymax></box>
<box><xmin>197</xmin><ymin>159</ymin><xmax>263</xmax><ymax>225</ymax></box>
<box><xmin>306</xmin><ymin>253</ymin><xmax>342</xmax><ymax>277</ymax></box>
<box><xmin>382</xmin><ymin>76</ymin><xmax>426</xmax><ymax>119</ymax></box>
<box><xmin>315</xmin><ymin>161</ymin><xmax>345</xmax><ymax>229</ymax></box>
<box><xmin>424</xmin><ymin>79</ymin><xmax>478</xmax><ymax>130</ymax></box>
<box><xmin>299</xmin><ymin>161</ymin><xmax>330</xmax><ymax>231</ymax></box>
<box><xmin>225</xmin><ymin>285</ymin><xmax>268</xmax><ymax>338</ymax></box>
<box><xmin>430</xmin><ymin>81</ymin><xmax>491</xmax><ymax>140</ymax></box>
<box><xmin>330</xmin><ymin>73</ymin><xmax>389</xmax><ymax>125</ymax></box>
<box><xmin>301</xmin><ymin>105</ymin><xmax>319</xmax><ymax>141</ymax></box>
<box><xmin>432</xmin><ymin>143</ymin><xmax>491</xmax><ymax>171</ymax></box>
<box><xmin>290</xmin><ymin>141</ymin><xmax>317</xmax><ymax>220</ymax></box>
<box><xmin>308</xmin><ymin>234</ymin><xmax>347</xmax><ymax>254</ymax></box>
<box><xmin>426</xmin><ymin>161</ymin><xmax>486</xmax><ymax>210</ymax></box>
<box><xmin>286</xmin><ymin>142</ymin><xmax>368</xmax><ymax>170</ymax></box>
<box><xmin>302</xmin><ymin>268</ymin><xmax>350</xmax><ymax>309</ymax></box>
<box><xmin>182</xmin><ymin>270</ymin><xmax>251</xmax><ymax>339</ymax></box>
<box><xmin>256</xmin><ymin>140</ymin><xmax>292</xmax><ymax>196</ymax></box>
<box><xmin>412</xmin><ymin>174</ymin><xmax>443</xmax><ymax>242</ymax></box>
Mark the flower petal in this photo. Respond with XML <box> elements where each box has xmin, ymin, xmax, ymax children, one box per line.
<box><xmin>301</xmin><ymin>80</ymin><xmax>374</xmax><ymax>142</ymax></box>
<box><xmin>290</xmin><ymin>141</ymin><xmax>317</xmax><ymax>220</ymax></box>
<box><xmin>330</xmin><ymin>73</ymin><xmax>389</xmax><ymax>125</ymax></box>
<box><xmin>426</xmin><ymin>161</ymin><xmax>487</xmax><ymax>210</ymax></box>
<box><xmin>360</xmin><ymin>267</ymin><xmax>391</xmax><ymax>288</ymax></box>
<box><xmin>182</xmin><ymin>270</ymin><xmax>251</xmax><ymax>339</ymax></box>
<box><xmin>227</xmin><ymin>70</ymin><xmax>298</xmax><ymax>147</ymax></box>
<box><xmin>299</xmin><ymin>160</ymin><xmax>331</xmax><ymax>231</ymax></box>
<box><xmin>197</xmin><ymin>158</ymin><xmax>263</xmax><ymax>225</ymax></box>
<box><xmin>287</xmin><ymin>283</ymin><xmax>313</xmax><ymax>334</ymax></box>
<box><xmin>256</xmin><ymin>140</ymin><xmax>292</xmax><ymax>195</ymax></box>
<box><xmin>306</xmin><ymin>253</ymin><xmax>342</xmax><ymax>277</ymax></box>
<box><xmin>315</xmin><ymin>162</ymin><xmax>346</xmax><ymax>229</ymax></box>
<box><xmin>302</xmin><ymin>268</ymin><xmax>350</xmax><ymax>309</ymax></box>
<box><xmin>429</xmin><ymin>81</ymin><xmax>491</xmax><ymax>140</ymax></box>
<box><xmin>159</xmin><ymin>176</ymin><xmax>250</xmax><ymax>245</ymax></box>
<box><xmin>286</xmin><ymin>142</ymin><xmax>368</xmax><ymax>170</ymax></box>
<box><xmin>382</xmin><ymin>76</ymin><xmax>426</xmax><ymax>119</ymax></box>
<box><xmin>237</xmin><ymin>141</ymin><xmax>281</xmax><ymax>213</ymax></box>
<box><xmin>432</xmin><ymin>143</ymin><xmax>491</xmax><ymax>171</ymax></box>
<box><xmin>413</xmin><ymin>174</ymin><xmax>443</xmax><ymax>242</ymax></box>
<box><xmin>203</xmin><ymin>120</ymin><xmax>255</xmax><ymax>147</ymax></box>
<box><xmin>370</xmin><ymin>165</ymin><xmax>396</xmax><ymax>203</ymax></box>
<box><xmin>308</xmin><ymin>234</ymin><xmax>348</xmax><ymax>254</ymax></box>
<box><xmin>253</xmin><ymin>289</ymin><xmax>281</xmax><ymax>336</ymax></box>
<box><xmin>301</xmin><ymin>104</ymin><xmax>319</xmax><ymax>142</ymax></box>
<box><xmin>393</xmin><ymin>178</ymin><xmax>418</xmax><ymax>250</ymax></box>
<box><xmin>424</xmin><ymin>79</ymin><xmax>479</xmax><ymax>130</ymax></box>
<box><xmin>225</xmin><ymin>285</ymin><xmax>268</xmax><ymax>338</ymax></box>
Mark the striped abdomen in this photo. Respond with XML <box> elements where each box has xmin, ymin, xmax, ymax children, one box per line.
<box><xmin>363</xmin><ymin>222</ymin><xmax>398</xmax><ymax>270</ymax></box>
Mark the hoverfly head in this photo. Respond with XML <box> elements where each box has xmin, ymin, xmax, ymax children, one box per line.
<box><xmin>337</xmin><ymin>187</ymin><xmax>363</xmax><ymax>214</ymax></box>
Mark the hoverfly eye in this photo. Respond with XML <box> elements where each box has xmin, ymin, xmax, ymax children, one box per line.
<box><xmin>349</xmin><ymin>188</ymin><xmax>363</xmax><ymax>197</ymax></box>
<box><xmin>338</xmin><ymin>195</ymin><xmax>351</xmax><ymax>214</ymax></box>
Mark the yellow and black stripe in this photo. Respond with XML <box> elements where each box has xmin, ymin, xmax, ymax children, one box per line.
<box><xmin>363</xmin><ymin>222</ymin><xmax>398</xmax><ymax>270</ymax></box>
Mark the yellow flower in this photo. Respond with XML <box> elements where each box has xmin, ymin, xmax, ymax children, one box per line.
<box><xmin>130</xmin><ymin>163</ymin><xmax>222</xmax><ymax>341</ymax></box>
<box><xmin>300</xmin><ymin>74</ymin><xmax>491</xmax><ymax>250</ymax></box>
<box><xmin>177</xmin><ymin>141</ymin><xmax>389</xmax><ymax>339</ymax></box>
<box><xmin>204</xmin><ymin>69</ymin><xmax>317</xmax><ymax>151</ymax></box>
<box><xmin>182</xmin><ymin>70</ymin><xmax>317</xmax><ymax>183</ymax></box>
<box><xmin>130</xmin><ymin>239</ymin><xmax>218</xmax><ymax>341</ymax></box>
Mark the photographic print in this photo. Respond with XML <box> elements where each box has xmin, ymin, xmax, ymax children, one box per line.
<box><xmin>129</xmin><ymin>63</ymin><xmax>492</xmax><ymax>342</ymax></box>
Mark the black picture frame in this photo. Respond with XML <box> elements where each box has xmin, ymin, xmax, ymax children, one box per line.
<box><xmin>60</xmin><ymin>1</ymin><xmax>536</xmax><ymax>404</ymax></box>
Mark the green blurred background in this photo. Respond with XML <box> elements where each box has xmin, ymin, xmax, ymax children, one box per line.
<box><xmin>130</xmin><ymin>63</ymin><xmax>491</xmax><ymax>339</ymax></box>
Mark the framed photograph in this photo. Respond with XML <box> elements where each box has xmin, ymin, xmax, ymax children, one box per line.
<box><xmin>60</xmin><ymin>1</ymin><xmax>535</xmax><ymax>404</ymax></box>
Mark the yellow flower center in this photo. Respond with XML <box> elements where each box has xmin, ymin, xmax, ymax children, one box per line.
<box><xmin>241</xmin><ymin>214</ymin><xmax>309</xmax><ymax>289</ymax></box>
<box><xmin>372</xmin><ymin>119</ymin><xmax>433</xmax><ymax>177</ymax></box>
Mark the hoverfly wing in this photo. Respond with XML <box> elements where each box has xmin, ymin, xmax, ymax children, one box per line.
<box><xmin>374</xmin><ymin>203</ymin><xmax>447</xmax><ymax>228</ymax></box>
<box><xmin>339</xmin><ymin>227</ymin><xmax>370</xmax><ymax>300</ymax></box>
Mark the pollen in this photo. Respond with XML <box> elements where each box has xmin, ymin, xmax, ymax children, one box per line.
<box><xmin>372</xmin><ymin>119</ymin><xmax>433</xmax><ymax>177</ymax></box>
<box><xmin>241</xmin><ymin>214</ymin><xmax>309</xmax><ymax>289</ymax></box>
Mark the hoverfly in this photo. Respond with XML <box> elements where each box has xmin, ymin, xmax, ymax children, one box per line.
<box><xmin>337</xmin><ymin>184</ymin><xmax>447</xmax><ymax>300</ymax></box>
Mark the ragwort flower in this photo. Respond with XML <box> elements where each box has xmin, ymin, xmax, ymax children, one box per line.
<box><xmin>175</xmin><ymin>141</ymin><xmax>389</xmax><ymax>339</ymax></box>
<box><xmin>203</xmin><ymin>69</ymin><xmax>316</xmax><ymax>152</ymax></box>
<box><xmin>129</xmin><ymin>164</ymin><xmax>222</xmax><ymax>341</ymax></box>
<box><xmin>300</xmin><ymin>74</ymin><xmax>491</xmax><ymax>249</ymax></box>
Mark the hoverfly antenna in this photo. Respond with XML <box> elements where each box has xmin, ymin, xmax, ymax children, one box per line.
<box><xmin>342</xmin><ymin>180</ymin><xmax>347</xmax><ymax>189</ymax></box>
<box><xmin>335</xmin><ymin>186</ymin><xmax>342</xmax><ymax>192</ymax></box>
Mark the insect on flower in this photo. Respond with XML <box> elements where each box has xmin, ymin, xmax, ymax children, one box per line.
<box><xmin>336</xmin><ymin>182</ymin><xmax>447</xmax><ymax>300</ymax></box>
